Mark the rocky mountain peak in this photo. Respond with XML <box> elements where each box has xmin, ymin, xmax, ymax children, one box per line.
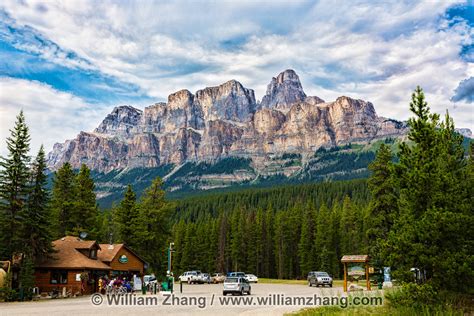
<box><xmin>48</xmin><ymin>69</ymin><xmax>408</xmax><ymax>174</ymax></box>
<box><xmin>194</xmin><ymin>79</ymin><xmax>256</xmax><ymax>123</ymax></box>
<box><xmin>260</xmin><ymin>69</ymin><xmax>307</xmax><ymax>112</ymax></box>
<box><xmin>94</xmin><ymin>105</ymin><xmax>142</xmax><ymax>137</ymax></box>
<box><xmin>168</xmin><ymin>89</ymin><xmax>194</xmax><ymax>110</ymax></box>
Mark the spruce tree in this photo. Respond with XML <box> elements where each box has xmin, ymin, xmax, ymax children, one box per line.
<box><xmin>113</xmin><ymin>184</ymin><xmax>138</xmax><ymax>245</ymax></box>
<box><xmin>365</xmin><ymin>143</ymin><xmax>396</xmax><ymax>267</ymax></box>
<box><xmin>135</xmin><ymin>177</ymin><xmax>172</xmax><ymax>274</ymax></box>
<box><xmin>73</xmin><ymin>164</ymin><xmax>98</xmax><ymax>236</ymax></box>
<box><xmin>0</xmin><ymin>111</ymin><xmax>31</xmax><ymax>259</ymax></box>
<box><xmin>22</xmin><ymin>145</ymin><xmax>53</xmax><ymax>261</ymax></box>
<box><xmin>387</xmin><ymin>87</ymin><xmax>473</xmax><ymax>292</ymax></box>
<box><xmin>50</xmin><ymin>162</ymin><xmax>76</xmax><ymax>237</ymax></box>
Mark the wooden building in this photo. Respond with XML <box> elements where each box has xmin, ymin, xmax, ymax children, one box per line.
<box><xmin>98</xmin><ymin>243</ymin><xmax>146</xmax><ymax>277</ymax></box>
<box><xmin>35</xmin><ymin>236</ymin><xmax>146</xmax><ymax>295</ymax></box>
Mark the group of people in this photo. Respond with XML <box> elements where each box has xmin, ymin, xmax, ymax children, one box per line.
<box><xmin>97</xmin><ymin>275</ymin><xmax>133</xmax><ymax>294</ymax></box>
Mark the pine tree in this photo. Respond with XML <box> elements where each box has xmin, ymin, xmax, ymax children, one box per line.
<box><xmin>135</xmin><ymin>177</ymin><xmax>172</xmax><ymax>274</ymax></box>
<box><xmin>22</xmin><ymin>145</ymin><xmax>53</xmax><ymax>261</ymax></box>
<box><xmin>386</xmin><ymin>87</ymin><xmax>473</xmax><ymax>292</ymax></box>
<box><xmin>50</xmin><ymin>162</ymin><xmax>76</xmax><ymax>237</ymax></box>
<box><xmin>73</xmin><ymin>164</ymin><xmax>98</xmax><ymax>236</ymax></box>
<box><xmin>0</xmin><ymin>111</ymin><xmax>31</xmax><ymax>259</ymax></box>
<box><xmin>365</xmin><ymin>143</ymin><xmax>396</xmax><ymax>267</ymax></box>
<box><xmin>298</xmin><ymin>206</ymin><xmax>315</xmax><ymax>277</ymax></box>
<box><xmin>113</xmin><ymin>185</ymin><xmax>138</xmax><ymax>245</ymax></box>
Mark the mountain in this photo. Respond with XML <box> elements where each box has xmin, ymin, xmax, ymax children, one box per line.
<box><xmin>47</xmin><ymin>69</ymin><xmax>411</xmax><ymax>206</ymax></box>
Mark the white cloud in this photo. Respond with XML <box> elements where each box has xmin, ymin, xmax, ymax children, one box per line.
<box><xmin>0</xmin><ymin>77</ymin><xmax>109</xmax><ymax>156</ymax></box>
<box><xmin>0</xmin><ymin>0</ymin><xmax>472</xmax><ymax>131</ymax></box>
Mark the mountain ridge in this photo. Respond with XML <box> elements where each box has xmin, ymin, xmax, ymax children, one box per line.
<box><xmin>47</xmin><ymin>69</ymin><xmax>408</xmax><ymax>173</ymax></box>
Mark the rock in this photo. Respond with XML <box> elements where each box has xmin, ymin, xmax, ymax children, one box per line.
<box><xmin>456</xmin><ymin>128</ymin><xmax>472</xmax><ymax>138</ymax></box>
<box><xmin>260</xmin><ymin>69</ymin><xmax>307</xmax><ymax>112</ymax></box>
<box><xmin>195</xmin><ymin>80</ymin><xmax>256</xmax><ymax>123</ymax></box>
<box><xmin>47</xmin><ymin>69</ymin><xmax>408</xmax><ymax>173</ymax></box>
<box><xmin>94</xmin><ymin>105</ymin><xmax>142</xmax><ymax>138</ymax></box>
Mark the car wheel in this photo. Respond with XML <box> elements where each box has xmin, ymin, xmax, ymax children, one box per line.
<box><xmin>309</xmin><ymin>281</ymin><xmax>312</xmax><ymax>287</ymax></box>
<box><xmin>240</xmin><ymin>289</ymin><xmax>244</xmax><ymax>296</ymax></box>
<box><xmin>247</xmin><ymin>288</ymin><xmax>251</xmax><ymax>295</ymax></box>
<box><xmin>223</xmin><ymin>292</ymin><xmax>227</xmax><ymax>296</ymax></box>
<box><xmin>329</xmin><ymin>284</ymin><xmax>333</xmax><ymax>287</ymax></box>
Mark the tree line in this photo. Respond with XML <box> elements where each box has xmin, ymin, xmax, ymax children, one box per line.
<box><xmin>1</xmin><ymin>86</ymin><xmax>472</xmax><ymax>298</ymax></box>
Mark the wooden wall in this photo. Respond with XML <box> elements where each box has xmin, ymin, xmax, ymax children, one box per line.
<box><xmin>34</xmin><ymin>269</ymin><xmax>94</xmax><ymax>295</ymax></box>
<box><xmin>108</xmin><ymin>247</ymin><xmax>144</xmax><ymax>275</ymax></box>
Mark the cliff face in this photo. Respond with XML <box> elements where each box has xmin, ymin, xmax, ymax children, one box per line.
<box><xmin>47</xmin><ymin>69</ymin><xmax>408</xmax><ymax>173</ymax></box>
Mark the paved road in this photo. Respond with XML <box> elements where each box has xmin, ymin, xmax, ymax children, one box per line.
<box><xmin>0</xmin><ymin>283</ymin><xmax>348</xmax><ymax>316</ymax></box>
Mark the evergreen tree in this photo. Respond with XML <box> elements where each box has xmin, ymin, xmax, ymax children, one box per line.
<box><xmin>113</xmin><ymin>185</ymin><xmax>138</xmax><ymax>245</ymax></box>
<box><xmin>22</xmin><ymin>145</ymin><xmax>53</xmax><ymax>261</ymax></box>
<box><xmin>386</xmin><ymin>87</ymin><xmax>473</xmax><ymax>292</ymax></box>
<box><xmin>298</xmin><ymin>206</ymin><xmax>315</xmax><ymax>277</ymax></box>
<box><xmin>50</xmin><ymin>163</ymin><xmax>76</xmax><ymax>237</ymax></box>
<box><xmin>0</xmin><ymin>111</ymin><xmax>31</xmax><ymax>259</ymax></box>
<box><xmin>135</xmin><ymin>177</ymin><xmax>172</xmax><ymax>274</ymax></box>
<box><xmin>73</xmin><ymin>164</ymin><xmax>98</xmax><ymax>236</ymax></box>
<box><xmin>365</xmin><ymin>143</ymin><xmax>396</xmax><ymax>267</ymax></box>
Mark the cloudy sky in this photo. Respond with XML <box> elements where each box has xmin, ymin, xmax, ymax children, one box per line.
<box><xmin>0</xmin><ymin>0</ymin><xmax>473</xmax><ymax>156</ymax></box>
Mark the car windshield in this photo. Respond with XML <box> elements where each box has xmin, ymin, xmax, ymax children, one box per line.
<box><xmin>316</xmin><ymin>272</ymin><xmax>329</xmax><ymax>277</ymax></box>
<box><xmin>225</xmin><ymin>277</ymin><xmax>238</xmax><ymax>283</ymax></box>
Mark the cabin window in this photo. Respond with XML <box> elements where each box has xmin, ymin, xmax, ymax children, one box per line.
<box><xmin>90</xmin><ymin>249</ymin><xmax>97</xmax><ymax>259</ymax></box>
<box><xmin>50</xmin><ymin>270</ymin><xmax>68</xmax><ymax>284</ymax></box>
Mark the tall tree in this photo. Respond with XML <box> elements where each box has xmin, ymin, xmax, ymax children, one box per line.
<box><xmin>135</xmin><ymin>177</ymin><xmax>172</xmax><ymax>274</ymax></box>
<box><xmin>386</xmin><ymin>87</ymin><xmax>473</xmax><ymax>292</ymax></box>
<box><xmin>22</xmin><ymin>145</ymin><xmax>53</xmax><ymax>260</ymax></box>
<box><xmin>113</xmin><ymin>185</ymin><xmax>138</xmax><ymax>245</ymax></box>
<box><xmin>50</xmin><ymin>162</ymin><xmax>76</xmax><ymax>237</ymax></box>
<box><xmin>365</xmin><ymin>143</ymin><xmax>396</xmax><ymax>267</ymax></box>
<box><xmin>0</xmin><ymin>111</ymin><xmax>31</xmax><ymax>259</ymax></box>
<box><xmin>72</xmin><ymin>164</ymin><xmax>98</xmax><ymax>236</ymax></box>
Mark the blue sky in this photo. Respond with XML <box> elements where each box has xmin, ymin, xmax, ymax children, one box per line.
<box><xmin>0</xmin><ymin>0</ymin><xmax>473</xmax><ymax>156</ymax></box>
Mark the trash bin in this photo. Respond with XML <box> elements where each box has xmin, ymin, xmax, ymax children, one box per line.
<box><xmin>142</xmin><ymin>283</ymin><xmax>146</xmax><ymax>295</ymax></box>
<box><xmin>161</xmin><ymin>281</ymin><xmax>168</xmax><ymax>291</ymax></box>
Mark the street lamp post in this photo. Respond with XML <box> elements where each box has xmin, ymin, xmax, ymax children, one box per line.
<box><xmin>167</xmin><ymin>242</ymin><xmax>175</xmax><ymax>276</ymax></box>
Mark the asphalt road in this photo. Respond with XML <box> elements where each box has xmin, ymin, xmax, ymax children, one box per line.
<box><xmin>0</xmin><ymin>283</ymin><xmax>350</xmax><ymax>316</ymax></box>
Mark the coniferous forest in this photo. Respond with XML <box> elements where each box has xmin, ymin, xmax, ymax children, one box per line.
<box><xmin>1</xmin><ymin>87</ymin><xmax>473</xmax><ymax>305</ymax></box>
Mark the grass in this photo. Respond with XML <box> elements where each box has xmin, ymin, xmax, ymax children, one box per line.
<box><xmin>290</xmin><ymin>305</ymin><xmax>464</xmax><ymax>316</ymax></box>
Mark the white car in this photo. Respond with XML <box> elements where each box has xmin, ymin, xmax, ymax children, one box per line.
<box><xmin>223</xmin><ymin>277</ymin><xmax>251</xmax><ymax>296</ymax></box>
<box><xmin>179</xmin><ymin>271</ymin><xmax>202</xmax><ymax>284</ymax></box>
<box><xmin>245</xmin><ymin>274</ymin><xmax>258</xmax><ymax>283</ymax></box>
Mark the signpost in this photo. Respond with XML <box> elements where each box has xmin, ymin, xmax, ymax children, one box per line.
<box><xmin>341</xmin><ymin>255</ymin><xmax>371</xmax><ymax>292</ymax></box>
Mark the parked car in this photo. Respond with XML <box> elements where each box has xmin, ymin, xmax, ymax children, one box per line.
<box><xmin>245</xmin><ymin>274</ymin><xmax>258</xmax><ymax>283</ymax></box>
<box><xmin>200</xmin><ymin>273</ymin><xmax>211</xmax><ymax>284</ymax></box>
<box><xmin>308</xmin><ymin>271</ymin><xmax>333</xmax><ymax>287</ymax></box>
<box><xmin>211</xmin><ymin>273</ymin><xmax>226</xmax><ymax>284</ymax></box>
<box><xmin>179</xmin><ymin>271</ymin><xmax>202</xmax><ymax>284</ymax></box>
<box><xmin>228</xmin><ymin>272</ymin><xmax>246</xmax><ymax>279</ymax></box>
<box><xmin>223</xmin><ymin>277</ymin><xmax>251</xmax><ymax>296</ymax></box>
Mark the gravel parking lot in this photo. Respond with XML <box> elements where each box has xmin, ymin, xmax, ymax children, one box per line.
<box><xmin>0</xmin><ymin>283</ymin><xmax>348</xmax><ymax>316</ymax></box>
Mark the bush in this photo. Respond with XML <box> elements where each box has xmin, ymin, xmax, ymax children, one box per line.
<box><xmin>385</xmin><ymin>283</ymin><xmax>440</xmax><ymax>310</ymax></box>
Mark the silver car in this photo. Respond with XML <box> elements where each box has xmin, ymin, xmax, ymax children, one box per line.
<box><xmin>223</xmin><ymin>277</ymin><xmax>251</xmax><ymax>295</ymax></box>
<box><xmin>308</xmin><ymin>271</ymin><xmax>333</xmax><ymax>287</ymax></box>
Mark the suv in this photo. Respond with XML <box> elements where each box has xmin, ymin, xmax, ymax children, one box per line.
<box><xmin>179</xmin><ymin>271</ymin><xmax>202</xmax><ymax>284</ymax></box>
<box><xmin>228</xmin><ymin>272</ymin><xmax>246</xmax><ymax>279</ymax></box>
<box><xmin>211</xmin><ymin>273</ymin><xmax>225</xmax><ymax>284</ymax></box>
<box><xmin>223</xmin><ymin>277</ymin><xmax>251</xmax><ymax>296</ymax></box>
<box><xmin>308</xmin><ymin>271</ymin><xmax>333</xmax><ymax>287</ymax></box>
<box><xmin>200</xmin><ymin>273</ymin><xmax>211</xmax><ymax>284</ymax></box>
